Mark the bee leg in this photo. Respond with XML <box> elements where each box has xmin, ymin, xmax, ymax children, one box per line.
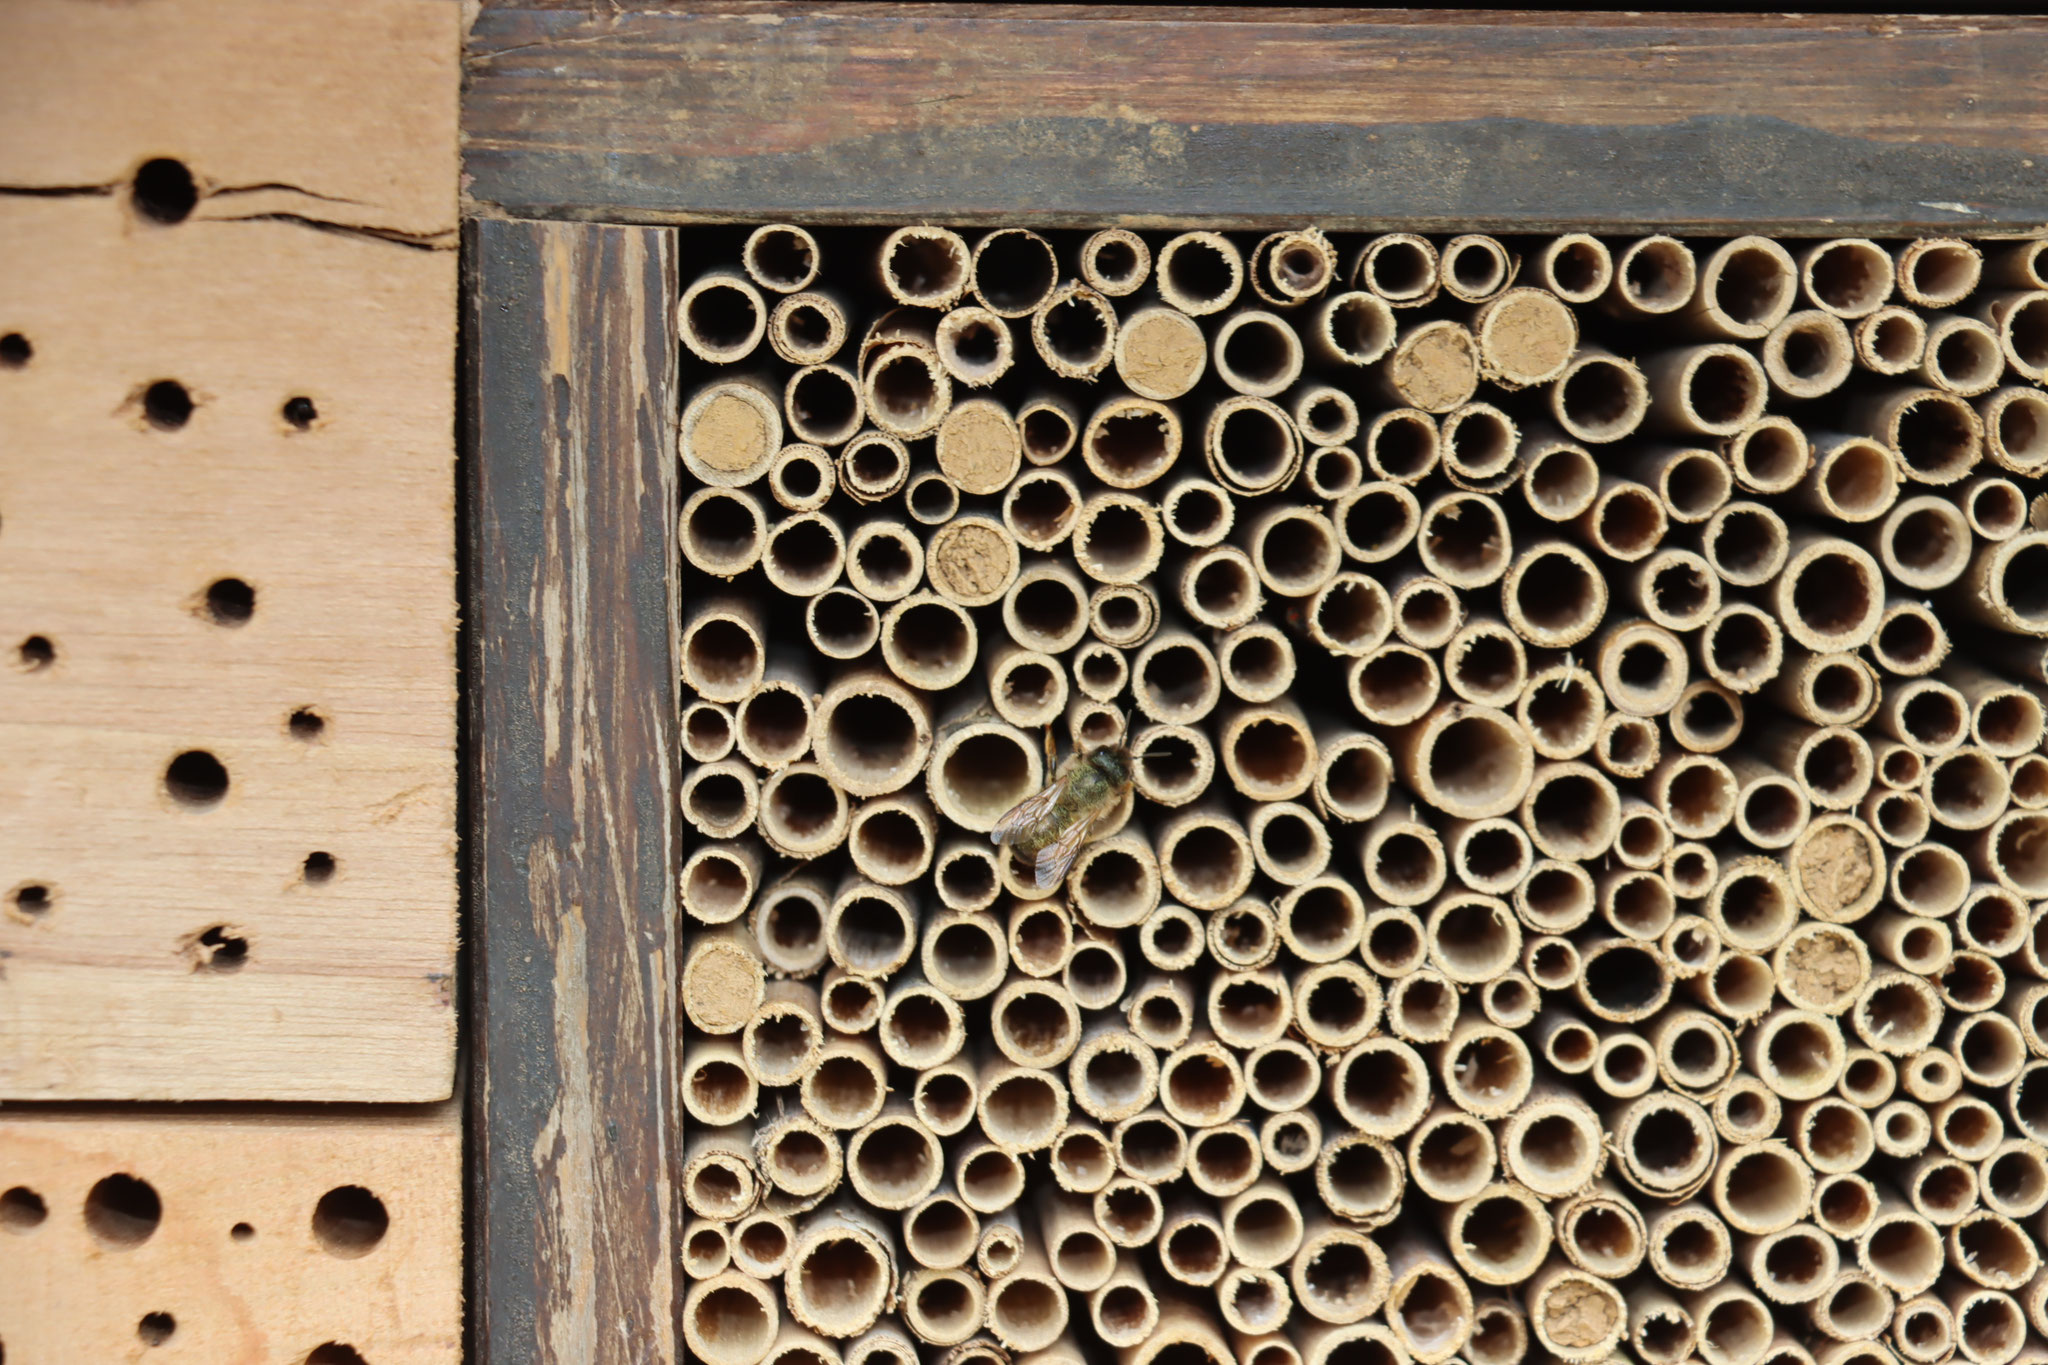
<box><xmin>1043</xmin><ymin>723</ymin><xmax>1057</xmax><ymax>771</ymax></box>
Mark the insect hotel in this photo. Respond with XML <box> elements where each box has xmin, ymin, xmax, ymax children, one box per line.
<box><xmin>5</xmin><ymin>7</ymin><xmax>2048</xmax><ymax>1365</ymax></box>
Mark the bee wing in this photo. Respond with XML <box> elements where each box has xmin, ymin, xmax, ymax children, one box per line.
<box><xmin>988</xmin><ymin>782</ymin><xmax>1067</xmax><ymax>847</ymax></box>
<box><xmin>1032</xmin><ymin>817</ymin><xmax>1095</xmax><ymax>891</ymax></box>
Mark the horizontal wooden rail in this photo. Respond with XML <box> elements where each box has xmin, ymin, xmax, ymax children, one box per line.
<box><xmin>464</xmin><ymin>4</ymin><xmax>2048</xmax><ymax>232</ymax></box>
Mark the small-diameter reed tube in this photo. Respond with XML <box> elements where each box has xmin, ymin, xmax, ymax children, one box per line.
<box><xmin>1645</xmin><ymin>344</ymin><xmax>1768</xmax><ymax>438</ymax></box>
<box><xmin>1849</xmin><ymin>386</ymin><xmax>1984</xmax><ymax>486</ymax></box>
<box><xmin>1354</xmin><ymin>233</ymin><xmax>1441</xmax><ymax>306</ymax></box>
<box><xmin>1985</xmin><ymin>387</ymin><xmax>2048</xmax><ymax>479</ymax></box>
<box><xmin>1797</xmin><ymin>434</ymin><xmax>1899</xmax><ymax>524</ymax></box>
<box><xmin>768</xmin><ymin>291</ymin><xmax>848</xmax><ymax>367</ymax></box>
<box><xmin>1856</xmin><ymin>305</ymin><xmax>1930</xmax><ymax>375</ymax></box>
<box><xmin>1606</xmin><ymin>235</ymin><xmax>1699</xmax><ymax>317</ymax></box>
<box><xmin>1536</xmin><ymin>233</ymin><xmax>1614</xmax><ymax>303</ymax></box>
<box><xmin>969</xmin><ymin>227</ymin><xmax>1058</xmax><ymax>318</ymax></box>
<box><xmin>1764</xmin><ymin>311</ymin><xmax>1855</xmax><ymax>399</ymax></box>
<box><xmin>1801</xmin><ymin>238</ymin><xmax>1895</xmax><ymax>318</ymax></box>
<box><xmin>1684</xmin><ymin>236</ymin><xmax>1800</xmax><ymax>340</ymax></box>
<box><xmin>1551</xmin><ymin>347</ymin><xmax>1649</xmax><ymax>444</ymax></box>
<box><xmin>1081</xmin><ymin>228</ymin><xmax>1151</xmax><ymax>297</ymax></box>
<box><xmin>1157</xmin><ymin>231</ymin><xmax>1246</xmax><ymax>316</ymax></box>
<box><xmin>1898</xmin><ymin>238</ymin><xmax>1983</xmax><ymax>308</ymax></box>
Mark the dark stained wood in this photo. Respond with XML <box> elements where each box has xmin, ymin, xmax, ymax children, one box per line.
<box><xmin>467</xmin><ymin>218</ymin><xmax>683</xmax><ymax>1365</ymax></box>
<box><xmin>463</xmin><ymin>5</ymin><xmax>2048</xmax><ymax>234</ymax></box>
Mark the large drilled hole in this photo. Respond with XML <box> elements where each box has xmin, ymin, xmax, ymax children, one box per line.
<box><xmin>312</xmin><ymin>1185</ymin><xmax>389</xmax><ymax>1257</ymax></box>
<box><xmin>84</xmin><ymin>1175</ymin><xmax>162</xmax><ymax>1247</ymax></box>
<box><xmin>143</xmin><ymin>379</ymin><xmax>194</xmax><ymax>430</ymax></box>
<box><xmin>132</xmin><ymin>157</ymin><xmax>198</xmax><ymax>223</ymax></box>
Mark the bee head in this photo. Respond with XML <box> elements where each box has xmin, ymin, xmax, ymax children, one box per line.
<box><xmin>1088</xmin><ymin>743</ymin><xmax>1134</xmax><ymax>786</ymax></box>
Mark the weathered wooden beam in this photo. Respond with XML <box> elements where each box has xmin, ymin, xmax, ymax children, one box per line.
<box><xmin>467</xmin><ymin>217</ymin><xmax>683</xmax><ymax>1365</ymax></box>
<box><xmin>463</xmin><ymin>5</ymin><xmax>2048</xmax><ymax>233</ymax></box>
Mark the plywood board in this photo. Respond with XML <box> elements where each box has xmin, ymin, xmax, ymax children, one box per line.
<box><xmin>0</xmin><ymin>193</ymin><xmax>457</xmax><ymax>1100</ymax></box>
<box><xmin>0</xmin><ymin>0</ymin><xmax>458</xmax><ymax>241</ymax></box>
<box><xmin>0</xmin><ymin>1104</ymin><xmax>460</xmax><ymax>1364</ymax></box>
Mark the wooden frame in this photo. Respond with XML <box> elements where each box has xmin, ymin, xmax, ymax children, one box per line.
<box><xmin>461</xmin><ymin>7</ymin><xmax>2048</xmax><ymax>1362</ymax></box>
<box><xmin>465</xmin><ymin>6</ymin><xmax>2048</xmax><ymax>234</ymax></box>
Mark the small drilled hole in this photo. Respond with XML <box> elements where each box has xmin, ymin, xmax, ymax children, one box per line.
<box><xmin>0</xmin><ymin>1187</ymin><xmax>47</xmax><ymax>1231</ymax></box>
<box><xmin>230</xmin><ymin>1222</ymin><xmax>255</xmax><ymax>1241</ymax></box>
<box><xmin>0</xmin><ymin>333</ymin><xmax>30</xmax><ymax>368</ymax></box>
<box><xmin>289</xmin><ymin>708</ymin><xmax>326</xmax><ymax>740</ymax></box>
<box><xmin>16</xmin><ymin>636</ymin><xmax>54</xmax><ymax>670</ymax></box>
<box><xmin>312</xmin><ymin>1185</ymin><xmax>389</xmax><ymax>1257</ymax></box>
<box><xmin>304</xmin><ymin>852</ymin><xmax>336</xmax><ymax>883</ymax></box>
<box><xmin>144</xmin><ymin>379</ymin><xmax>194</xmax><ymax>430</ymax></box>
<box><xmin>204</xmin><ymin>578</ymin><xmax>255</xmax><ymax>625</ymax></box>
<box><xmin>138</xmin><ymin>1313</ymin><xmax>176</xmax><ymax>1347</ymax></box>
<box><xmin>283</xmin><ymin>396</ymin><xmax>318</xmax><ymax>429</ymax></box>
<box><xmin>84</xmin><ymin>1174</ymin><xmax>162</xmax><ymax>1247</ymax></box>
<box><xmin>132</xmin><ymin>158</ymin><xmax>198</xmax><ymax>223</ymax></box>
<box><xmin>11</xmin><ymin>883</ymin><xmax>51</xmax><ymax>917</ymax></box>
<box><xmin>194</xmin><ymin>925</ymin><xmax>249</xmax><ymax>971</ymax></box>
<box><xmin>306</xmin><ymin>1346</ymin><xmax>369</xmax><ymax>1365</ymax></box>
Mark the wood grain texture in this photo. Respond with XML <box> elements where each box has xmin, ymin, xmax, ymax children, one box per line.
<box><xmin>0</xmin><ymin>1103</ymin><xmax>461</xmax><ymax>1364</ymax></box>
<box><xmin>463</xmin><ymin>5</ymin><xmax>2048</xmax><ymax>233</ymax></box>
<box><xmin>468</xmin><ymin>218</ymin><xmax>683</xmax><ymax>1365</ymax></box>
<box><xmin>0</xmin><ymin>194</ymin><xmax>458</xmax><ymax>1101</ymax></box>
<box><xmin>0</xmin><ymin>0</ymin><xmax>458</xmax><ymax>241</ymax></box>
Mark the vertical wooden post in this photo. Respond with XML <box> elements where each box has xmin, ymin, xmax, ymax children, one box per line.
<box><xmin>468</xmin><ymin>218</ymin><xmax>683</xmax><ymax>1364</ymax></box>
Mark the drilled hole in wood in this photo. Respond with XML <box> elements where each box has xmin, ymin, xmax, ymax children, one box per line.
<box><xmin>204</xmin><ymin>577</ymin><xmax>255</xmax><ymax>625</ymax></box>
<box><xmin>0</xmin><ymin>1187</ymin><xmax>47</xmax><ymax>1231</ymax></box>
<box><xmin>289</xmin><ymin>707</ymin><xmax>327</xmax><ymax>740</ymax></box>
<box><xmin>84</xmin><ymin>1174</ymin><xmax>162</xmax><ymax>1247</ymax></box>
<box><xmin>137</xmin><ymin>1312</ymin><xmax>175</xmax><ymax>1347</ymax></box>
<box><xmin>15</xmin><ymin>635</ymin><xmax>53</xmax><ymax>670</ymax></box>
<box><xmin>312</xmin><ymin>1185</ymin><xmax>389</xmax><ymax>1257</ymax></box>
<box><xmin>131</xmin><ymin>158</ymin><xmax>197</xmax><ymax>224</ymax></box>
<box><xmin>164</xmin><ymin>750</ymin><xmax>229</xmax><ymax>806</ymax></box>
<box><xmin>304</xmin><ymin>851</ymin><xmax>337</xmax><ymax>882</ymax></box>
<box><xmin>283</xmin><ymin>395</ymin><xmax>319</xmax><ymax>429</ymax></box>
<box><xmin>193</xmin><ymin>925</ymin><xmax>249</xmax><ymax>972</ymax></box>
<box><xmin>306</xmin><ymin>1346</ymin><xmax>369</xmax><ymax>1365</ymax></box>
<box><xmin>9</xmin><ymin>883</ymin><xmax>51</xmax><ymax>918</ymax></box>
<box><xmin>0</xmin><ymin>333</ymin><xmax>29</xmax><ymax>369</ymax></box>
<box><xmin>142</xmin><ymin>379</ymin><xmax>194</xmax><ymax>430</ymax></box>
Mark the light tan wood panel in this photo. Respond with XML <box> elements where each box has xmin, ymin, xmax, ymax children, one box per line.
<box><xmin>0</xmin><ymin>1105</ymin><xmax>461</xmax><ymax>1364</ymax></box>
<box><xmin>0</xmin><ymin>0</ymin><xmax>458</xmax><ymax>240</ymax></box>
<box><xmin>0</xmin><ymin>193</ymin><xmax>457</xmax><ymax>1099</ymax></box>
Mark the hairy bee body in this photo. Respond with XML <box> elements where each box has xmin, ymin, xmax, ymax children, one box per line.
<box><xmin>990</xmin><ymin>744</ymin><xmax>1135</xmax><ymax>889</ymax></box>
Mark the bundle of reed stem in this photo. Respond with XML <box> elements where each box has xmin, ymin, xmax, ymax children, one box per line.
<box><xmin>677</xmin><ymin>221</ymin><xmax>2048</xmax><ymax>1365</ymax></box>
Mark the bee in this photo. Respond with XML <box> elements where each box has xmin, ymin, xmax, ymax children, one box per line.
<box><xmin>989</xmin><ymin>742</ymin><xmax>1135</xmax><ymax>890</ymax></box>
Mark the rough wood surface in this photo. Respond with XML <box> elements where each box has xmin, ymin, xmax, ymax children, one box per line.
<box><xmin>0</xmin><ymin>1103</ymin><xmax>461</xmax><ymax>1364</ymax></box>
<box><xmin>468</xmin><ymin>218</ymin><xmax>684</xmax><ymax>1365</ymax></box>
<box><xmin>0</xmin><ymin>0</ymin><xmax>458</xmax><ymax>241</ymax></box>
<box><xmin>0</xmin><ymin>191</ymin><xmax>458</xmax><ymax>1101</ymax></box>
<box><xmin>463</xmin><ymin>5</ymin><xmax>2048</xmax><ymax>233</ymax></box>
